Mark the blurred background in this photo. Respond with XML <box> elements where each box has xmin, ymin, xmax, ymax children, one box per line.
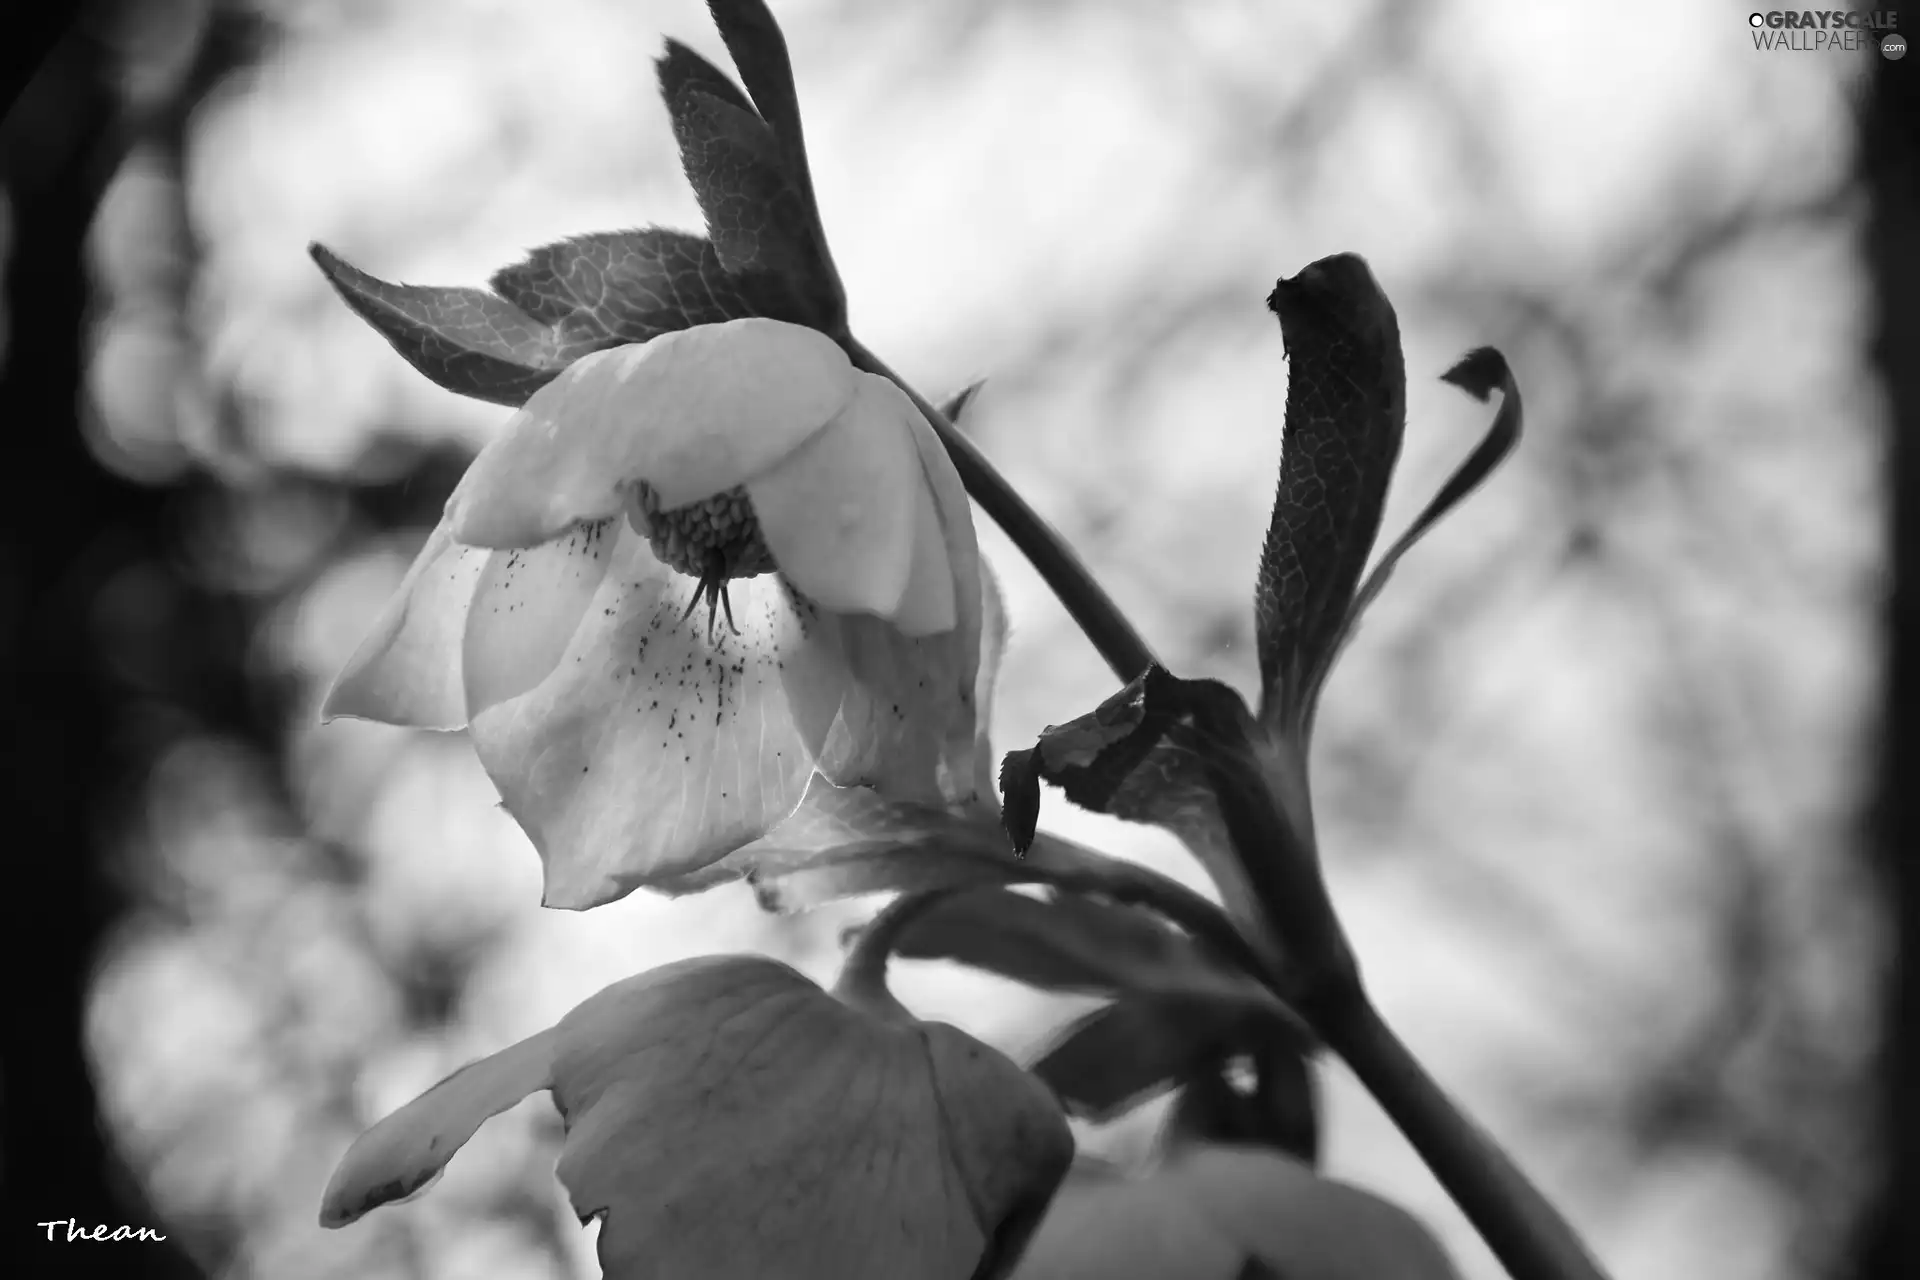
<box><xmin>3</xmin><ymin>1</ymin><xmax>1911</xmax><ymax>1277</ymax></box>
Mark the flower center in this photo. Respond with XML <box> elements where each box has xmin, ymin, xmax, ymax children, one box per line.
<box><xmin>626</xmin><ymin>483</ymin><xmax>777</xmax><ymax>583</ymax></box>
<box><xmin>625</xmin><ymin>483</ymin><xmax>778</xmax><ymax>640</ymax></box>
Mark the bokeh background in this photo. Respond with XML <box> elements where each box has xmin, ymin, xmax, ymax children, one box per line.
<box><xmin>4</xmin><ymin>1</ymin><xmax>1910</xmax><ymax>1278</ymax></box>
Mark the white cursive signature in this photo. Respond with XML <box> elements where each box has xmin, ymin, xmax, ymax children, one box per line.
<box><xmin>36</xmin><ymin>1219</ymin><xmax>168</xmax><ymax>1243</ymax></box>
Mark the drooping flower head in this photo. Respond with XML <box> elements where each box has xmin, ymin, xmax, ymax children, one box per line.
<box><xmin>325</xmin><ymin>318</ymin><xmax>987</xmax><ymax>908</ymax></box>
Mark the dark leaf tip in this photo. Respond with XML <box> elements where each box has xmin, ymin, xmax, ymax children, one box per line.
<box><xmin>1441</xmin><ymin>345</ymin><xmax>1512</xmax><ymax>401</ymax></box>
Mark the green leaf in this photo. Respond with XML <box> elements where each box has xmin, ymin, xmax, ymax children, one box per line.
<box><xmin>659</xmin><ymin>59</ymin><xmax>828</xmax><ymax>322</ymax></box>
<box><xmin>1340</xmin><ymin>347</ymin><xmax>1524</xmax><ymax>635</ymax></box>
<box><xmin>310</xmin><ymin>232</ymin><xmax>793</xmax><ymax>407</ymax></box>
<box><xmin>1032</xmin><ymin>991</ymin><xmax>1299</xmax><ymax>1122</ymax></box>
<box><xmin>700</xmin><ymin>0</ymin><xmax>845</xmax><ymax>328</ymax></box>
<box><xmin>310</xmin><ymin>243</ymin><xmax>575</xmax><ymax>407</ymax></box>
<box><xmin>486</xmin><ymin>228</ymin><xmax>802</xmax><ymax>338</ymax></box>
<box><xmin>1255</xmin><ymin>253</ymin><xmax>1407</xmax><ymax>732</ymax></box>
<box><xmin>656</xmin><ymin>37</ymin><xmax>759</xmax><ymax>119</ymax></box>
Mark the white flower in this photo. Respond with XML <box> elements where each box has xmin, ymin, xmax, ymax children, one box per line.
<box><xmin>324</xmin><ymin>318</ymin><xmax>986</xmax><ymax>907</ymax></box>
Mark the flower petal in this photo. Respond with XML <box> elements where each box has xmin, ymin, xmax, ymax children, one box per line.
<box><xmin>468</xmin><ymin>533</ymin><xmax>822</xmax><ymax>906</ymax></box>
<box><xmin>322</xmin><ymin>517</ymin><xmax>488</xmax><ymax>729</ymax></box>
<box><xmin>548</xmin><ymin>955</ymin><xmax>1072</xmax><ymax>1280</ymax></box>
<box><xmin>892</xmin><ymin>467</ymin><xmax>958</xmax><ymax>637</ymax></box>
<box><xmin>319</xmin><ymin>1029</ymin><xmax>558</xmax><ymax>1228</ymax></box>
<box><xmin>446</xmin><ymin>318</ymin><xmax>857</xmax><ymax>549</ymax></box>
<box><xmin>966</xmin><ymin>556</ymin><xmax>1010</xmax><ymax>802</ymax></box>
<box><xmin>745</xmin><ymin>373</ymin><xmax>922</xmax><ymax>626</ymax></box>
<box><xmin>896</xmin><ymin>386</ymin><xmax>984</xmax><ymax>796</ymax></box>
<box><xmin>463</xmin><ymin>518</ymin><xmax>619</xmax><ymax>718</ymax></box>
<box><xmin>466</xmin><ymin>520</ymin><xmax>988</xmax><ymax>907</ymax></box>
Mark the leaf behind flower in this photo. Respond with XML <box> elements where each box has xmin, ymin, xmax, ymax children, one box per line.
<box><xmin>311</xmin><ymin>231</ymin><xmax>796</xmax><ymax>407</ymax></box>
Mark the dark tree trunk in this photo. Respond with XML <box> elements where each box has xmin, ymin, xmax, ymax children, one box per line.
<box><xmin>0</xmin><ymin>8</ymin><xmax>201</xmax><ymax>1278</ymax></box>
<box><xmin>1856</xmin><ymin>44</ymin><xmax>1920</xmax><ymax>1280</ymax></box>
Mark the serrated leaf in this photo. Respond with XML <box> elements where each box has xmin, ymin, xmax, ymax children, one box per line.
<box><xmin>662</xmin><ymin>83</ymin><xmax>826</xmax><ymax>320</ymax></box>
<box><xmin>701</xmin><ymin>0</ymin><xmax>844</xmax><ymax>326</ymax></box>
<box><xmin>486</xmin><ymin>228</ymin><xmax>803</xmax><ymax>336</ymax></box>
<box><xmin>704</xmin><ymin>1</ymin><xmax>805</xmax><ymax>156</ymax></box>
<box><xmin>1032</xmin><ymin>992</ymin><xmax>1296</xmax><ymax>1122</ymax></box>
<box><xmin>656</xmin><ymin>37</ymin><xmax>759</xmax><ymax>119</ymax></box>
<box><xmin>311</xmin><ymin>232</ymin><xmax>796</xmax><ymax>408</ymax></box>
<box><xmin>311</xmin><ymin>243</ymin><xmax>575</xmax><ymax>407</ymax></box>
<box><xmin>1255</xmin><ymin>253</ymin><xmax>1407</xmax><ymax>732</ymax></box>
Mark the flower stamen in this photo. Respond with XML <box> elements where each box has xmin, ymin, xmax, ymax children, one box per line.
<box><xmin>628</xmin><ymin>483</ymin><xmax>774</xmax><ymax>640</ymax></box>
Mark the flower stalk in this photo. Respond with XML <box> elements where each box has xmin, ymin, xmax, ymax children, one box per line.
<box><xmin>845</xmin><ymin>337</ymin><xmax>1160</xmax><ymax>684</ymax></box>
<box><xmin>1315</xmin><ymin>991</ymin><xmax>1614</xmax><ymax>1280</ymax></box>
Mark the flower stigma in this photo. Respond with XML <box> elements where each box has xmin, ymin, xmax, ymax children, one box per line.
<box><xmin>625</xmin><ymin>482</ymin><xmax>777</xmax><ymax>640</ymax></box>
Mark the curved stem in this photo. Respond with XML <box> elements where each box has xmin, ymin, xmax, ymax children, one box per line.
<box><xmin>834</xmin><ymin>887</ymin><xmax>968</xmax><ymax>1023</ymax></box>
<box><xmin>844</xmin><ymin>336</ymin><xmax>1159</xmax><ymax>684</ymax></box>
<box><xmin>1315</xmin><ymin>991</ymin><xmax>1616</xmax><ymax>1280</ymax></box>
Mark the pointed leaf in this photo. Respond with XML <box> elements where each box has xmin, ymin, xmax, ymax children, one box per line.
<box><xmin>312</xmin><ymin>232</ymin><xmax>798</xmax><ymax>409</ymax></box>
<box><xmin>656</xmin><ymin>37</ymin><xmax>758</xmax><ymax>119</ymax></box>
<box><xmin>702</xmin><ymin>0</ymin><xmax>845</xmax><ymax>328</ymax></box>
<box><xmin>486</xmin><ymin>227</ymin><xmax>807</xmax><ymax>339</ymax></box>
<box><xmin>1255</xmin><ymin>254</ymin><xmax>1407</xmax><ymax>730</ymax></box>
<box><xmin>321</xmin><ymin>1029</ymin><xmax>558</xmax><ymax>1227</ymax></box>
<box><xmin>704</xmin><ymin>0</ymin><xmax>807</xmax><ymax>169</ymax></box>
<box><xmin>311</xmin><ymin>243</ymin><xmax>575</xmax><ymax>407</ymax></box>
<box><xmin>662</xmin><ymin>81</ymin><xmax>827</xmax><ymax>321</ymax></box>
<box><xmin>1342</xmin><ymin>347</ymin><xmax>1523</xmax><ymax>633</ymax></box>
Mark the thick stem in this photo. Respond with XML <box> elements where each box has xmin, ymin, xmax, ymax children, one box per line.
<box><xmin>844</xmin><ymin>338</ymin><xmax>1159</xmax><ymax>684</ymax></box>
<box><xmin>1314</xmin><ymin>991</ymin><xmax>1616</xmax><ymax>1280</ymax></box>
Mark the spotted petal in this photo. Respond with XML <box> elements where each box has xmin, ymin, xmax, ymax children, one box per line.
<box><xmin>466</xmin><ymin>521</ymin><xmax>981</xmax><ymax>908</ymax></box>
<box><xmin>445</xmin><ymin>318</ymin><xmax>858</xmax><ymax>549</ymax></box>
